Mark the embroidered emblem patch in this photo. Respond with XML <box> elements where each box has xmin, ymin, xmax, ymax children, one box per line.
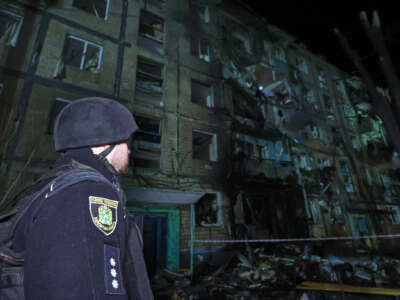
<box><xmin>89</xmin><ymin>196</ymin><xmax>118</xmax><ymax>235</ymax></box>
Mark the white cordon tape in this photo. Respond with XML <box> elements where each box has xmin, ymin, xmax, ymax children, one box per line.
<box><xmin>194</xmin><ymin>234</ymin><xmax>400</xmax><ymax>244</ymax></box>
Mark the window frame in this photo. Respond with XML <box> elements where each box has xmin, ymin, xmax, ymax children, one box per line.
<box><xmin>64</xmin><ymin>35</ymin><xmax>103</xmax><ymax>72</ymax></box>
<box><xmin>135</xmin><ymin>56</ymin><xmax>164</xmax><ymax>107</ymax></box>
<box><xmin>190</xmin><ymin>36</ymin><xmax>211</xmax><ymax>62</ymax></box>
<box><xmin>192</xmin><ymin>129</ymin><xmax>218</xmax><ymax>162</ymax></box>
<box><xmin>196</xmin><ymin>193</ymin><xmax>223</xmax><ymax>227</ymax></box>
<box><xmin>0</xmin><ymin>10</ymin><xmax>23</xmax><ymax>47</ymax></box>
<box><xmin>191</xmin><ymin>79</ymin><xmax>213</xmax><ymax>108</ymax></box>
<box><xmin>190</xmin><ymin>2</ymin><xmax>210</xmax><ymax>24</ymax></box>
<box><xmin>72</xmin><ymin>0</ymin><xmax>111</xmax><ymax>20</ymax></box>
<box><xmin>131</xmin><ymin>115</ymin><xmax>162</xmax><ymax>169</ymax></box>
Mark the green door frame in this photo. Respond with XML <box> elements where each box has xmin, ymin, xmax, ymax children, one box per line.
<box><xmin>128</xmin><ymin>206</ymin><xmax>180</xmax><ymax>270</ymax></box>
<box><xmin>348</xmin><ymin>213</ymin><xmax>376</xmax><ymax>248</ymax></box>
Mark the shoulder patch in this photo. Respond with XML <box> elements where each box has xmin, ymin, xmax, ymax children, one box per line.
<box><xmin>89</xmin><ymin>196</ymin><xmax>118</xmax><ymax>235</ymax></box>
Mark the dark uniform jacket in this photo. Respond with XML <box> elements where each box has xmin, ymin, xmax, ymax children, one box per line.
<box><xmin>13</xmin><ymin>148</ymin><xmax>152</xmax><ymax>300</ymax></box>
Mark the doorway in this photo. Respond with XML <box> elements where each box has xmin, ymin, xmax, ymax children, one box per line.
<box><xmin>142</xmin><ymin>215</ymin><xmax>168</xmax><ymax>278</ymax></box>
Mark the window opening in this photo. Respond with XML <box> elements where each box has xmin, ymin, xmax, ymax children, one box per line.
<box><xmin>131</xmin><ymin>116</ymin><xmax>161</xmax><ymax>169</ymax></box>
<box><xmin>340</xmin><ymin>161</ymin><xmax>354</xmax><ymax>193</ymax></box>
<box><xmin>63</xmin><ymin>35</ymin><xmax>103</xmax><ymax>73</ymax></box>
<box><xmin>305</xmin><ymin>88</ymin><xmax>319</xmax><ymax>111</ymax></box>
<box><xmin>192</xmin><ymin>130</ymin><xmax>217</xmax><ymax>162</ymax></box>
<box><xmin>270</xmin><ymin>47</ymin><xmax>286</xmax><ymax>63</ymax></box>
<box><xmin>135</xmin><ymin>57</ymin><xmax>163</xmax><ymax>107</ymax></box>
<box><xmin>191</xmin><ymin>80</ymin><xmax>213</xmax><ymax>108</ymax></box>
<box><xmin>72</xmin><ymin>0</ymin><xmax>110</xmax><ymax>20</ymax></box>
<box><xmin>295</xmin><ymin>56</ymin><xmax>308</xmax><ymax>74</ymax></box>
<box><xmin>195</xmin><ymin>193</ymin><xmax>222</xmax><ymax>227</ymax></box>
<box><xmin>191</xmin><ymin>37</ymin><xmax>211</xmax><ymax>62</ymax></box>
<box><xmin>323</xmin><ymin>94</ymin><xmax>335</xmax><ymax>120</ymax></box>
<box><xmin>0</xmin><ymin>10</ymin><xmax>23</xmax><ymax>47</ymax></box>
<box><xmin>317</xmin><ymin>67</ymin><xmax>328</xmax><ymax>89</ymax></box>
<box><xmin>138</xmin><ymin>10</ymin><xmax>164</xmax><ymax>55</ymax></box>
<box><xmin>191</xmin><ymin>3</ymin><xmax>210</xmax><ymax>23</ymax></box>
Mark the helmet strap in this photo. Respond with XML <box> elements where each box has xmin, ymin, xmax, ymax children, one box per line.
<box><xmin>96</xmin><ymin>144</ymin><xmax>116</xmax><ymax>160</ymax></box>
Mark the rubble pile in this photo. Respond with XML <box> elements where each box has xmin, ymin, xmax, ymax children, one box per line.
<box><xmin>152</xmin><ymin>244</ymin><xmax>400</xmax><ymax>300</ymax></box>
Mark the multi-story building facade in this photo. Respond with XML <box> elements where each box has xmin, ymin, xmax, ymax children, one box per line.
<box><xmin>1</xmin><ymin>0</ymin><xmax>399</xmax><ymax>277</ymax></box>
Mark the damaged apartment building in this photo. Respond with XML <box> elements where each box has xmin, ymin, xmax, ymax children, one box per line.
<box><xmin>1</xmin><ymin>0</ymin><xmax>399</xmax><ymax>279</ymax></box>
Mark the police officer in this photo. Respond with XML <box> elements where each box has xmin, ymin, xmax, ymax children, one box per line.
<box><xmin>12</xmin><ymin>97</ymin><xmax>154</xmax><ymax>300</ymax></box>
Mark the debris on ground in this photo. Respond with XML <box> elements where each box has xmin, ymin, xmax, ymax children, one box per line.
<box><xmin>151</xmin><ymin>244</ymin><xmax>400</xmax><ymax>299</ymax></box>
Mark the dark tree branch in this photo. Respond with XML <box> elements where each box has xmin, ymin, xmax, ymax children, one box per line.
<box><xmin>360</xmin><ymin>11</ymin><xmax>400</xmax><ymax>122</ymax></box>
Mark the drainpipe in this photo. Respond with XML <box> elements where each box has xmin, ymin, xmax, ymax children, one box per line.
<box><xmin>190</xmin><ymin>203</ymin><xmax>195</xmax><ymax>279</ymax></box>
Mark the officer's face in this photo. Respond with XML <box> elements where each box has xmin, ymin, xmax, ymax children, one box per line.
<box><xmin>110</xmin><ymin>142</ymin><xmax>131</xmax><ymax>174</ymax></box>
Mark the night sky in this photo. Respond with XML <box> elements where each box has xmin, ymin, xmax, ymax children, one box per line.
<box><xmin>241</xmin><ymin>1</ymin><xmax>400</xmax><ymax>86</ymax></box>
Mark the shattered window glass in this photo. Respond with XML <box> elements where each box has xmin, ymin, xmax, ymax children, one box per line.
<box><xmin>138</xmin><ymin>10</ymin><xmax>164</xmax><ymax>55</ymax></box>
<box><xmin>232</xmin><ymin>30</ymin><xmax>252</xmax><ymax>54</ymax></box>
<box><xmin>190</xmin><ymin>37</ymin><xmax>211</xmax><ymax>62</ymax></box>
<box><xmin>191</xmin><ymin>2</ymin><xmax>210</xmax><ymax>24</ymax></box>
<box><xmin>389</xmin><ymin>206</ymin><xmax>400</xmax><ymax>224</ymax></box>
<box><xmin>135</xmin><ymin>57</ymin><xmax>163</xmax><ymax>107</ymax></box>
<box><xmin>47</xmin><ymin>98</ymin><xmax>72</xmax><ymax>134</ymax></box>
<box><xmin>340</xmin><ymin>161</ymin><xmax>355</xmax><ymax>193</ymax></box>
<box><xmin>304</xmin><ymin>88</ymin><xmax>319</xmax><ymax>111</ymax></box>
<box><xmin>0</xmin><ymin>10</ymin><xmax>23</xmax><ymax>47</ymax></box>
<box><xmin>192</xmin><ymin>130</ymin><xmax>217</xmax><ymax>162</ymax></box>
<box><xmin>191</xmin><ymin>80</ymin><xmax>213</xmax><ymax>108</ymax></box>
<box><xmin>323</xmin><ymin>94</ymin><xmax>335</xmax><ymax>120</ymax></box>
<box><xmin>72</xmin><ymin>0</ymin><xmax>110</xmax><ymax>20</ymax></box>
<box><xmin>270</xmin><ymin>46</ymin><xmax>286</xmax><ymax>63</ymax></box>
<box><xmin>317</xmin><ymin>67</ymin><xmax>327</xmax><ymax>90</ymax></box>
<box><xmin>295</xmin><ymin>56</ymin><xmax>308</xmax><ymax>74</ymax></box>
<box><xmin>62</xmin><ymin>35</ymin><xmax>103</xmax><ymax>73</ymax></box>
<box><xmin>131</xmin><ymin>116</ymin><xmax>161</xmax><ymax>169</ymax></box>
<box><xmin>195</xmin><ymin>193</ymin><xmax>222</xmax><ymax>226</ymax></box>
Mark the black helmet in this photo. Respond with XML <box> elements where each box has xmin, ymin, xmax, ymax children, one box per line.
<box><xmin>54</xmin><ymin>97</ymin><xmax>139</xmax><ymax>151</ymax></box>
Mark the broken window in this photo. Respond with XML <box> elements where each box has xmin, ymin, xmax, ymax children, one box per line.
<box><xmin>323</xmin><ymin>94</ymin><xmax>335</xmax><ymax>120</ymax></box>
<box><xmin>47</xmin><ymin>98</ymin><xmax>72</xmax><ymax>134</ymax></box>
<box><xmin>317</xmin><ymin>67</ymin><xmax>327</xmax><ymax>89</ymax></box>
<box><xmin>295</xmin><ymin>56</ymin><xmax>308</xmax><ymax>74</ymax></box>
<box><xmin>62</xmin><ymin>35</ymin><xmax>103</xmax><ymax>73</ymax></box>
<box><xmin>340</xmin><ymin>161</ymin><xmax>355</xmax><ymax>193</ymax></box>
<box><xmin>191</xmin><ymin>80</ymin><xmax>213</xmax><ymax>108</ymax></box>
<box><xmin>131</xmin><ymin>116</ymin><xmax>161</xmax><ymax>169</ymax></box>
<box><xmin>270</xmin><ymin>46</ymin><xmax>286</xmax><ymax>63</ymax></box>
<box><xmin>232</xmin><ymin>30</ymin><xmax>252</xmax><ymax>54</ymax></box>
<box><xmin>195</xmin><ymin>193</ymin><xmax>222</xmax><ymax>227</ymax></box>
<box><xmin>304</xmin><ymin>88</ymin><xmax>319</xmax><ymax>111</ymax></box>
<box><xmin>389</xmin><ymin>206</ymin><xmax>400</xmax><ymax>224</ymax></box>
<box><xmin>234</xmin><ymin>134</ymin><xmax>265</xmax><ymax>160</ymax></box>
<box><xmin>190</xmin><ymin>2</ymin><xmax>210</xmax><ymax>24</ymax></box>
<box><xmin>138</xmin><ymin>10</ymin><xmax>164</xmax><ymax>55</ymax></box>
<box><xmin>365</xmin><ymin>167</ymin><xmax>372</xmax><ymax>185</ymax></box>
<box><xmin>192</xmin><ymin>130</ymin><xmax>217</xmax><ymax>162</ymax></box>
<box><xmin>72</xmin><ymin>0</ymin><xmax>110</xmax><ymax>20</ymax></box>
<box><xmin>190</xmin><ymin>37</ymin><xmax>211</xmax><ymax>62</ymax></box>
<box><xmin>135</xmin><ymin>57</ymin><xmax>163</xmax><ymax>107</ymax></box>
<box><xmin>309</xmin><ymin>124</ymin><xmax>323</xmax><ymax>140</ymax></box>
<box><xmin>0</xmin><ymin>10</ymin><xmax>23</xmax><ymax>47</ymax></box>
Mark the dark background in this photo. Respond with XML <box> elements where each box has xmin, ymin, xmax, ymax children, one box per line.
<box><xmin>238</xmin><ymin>0</ymin><xmax>399</xmax><ymax>86</ymax></box>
